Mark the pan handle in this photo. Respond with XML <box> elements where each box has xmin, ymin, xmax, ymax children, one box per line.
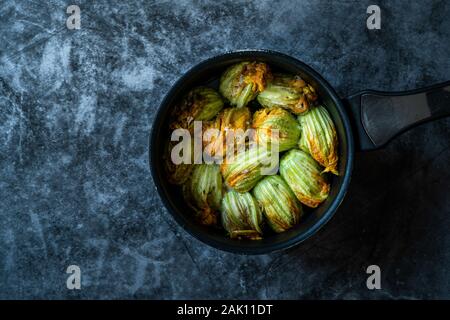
<box><xmin>343</xmin><ymin>81</ymin><xmax>450</xmax><ymax>151</ymax></box>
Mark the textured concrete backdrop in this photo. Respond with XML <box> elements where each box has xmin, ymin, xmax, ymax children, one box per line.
<box><xmin>0</xmin><ymin>0</ymin><xmax>449</xmax><ymax>299</ymax></box>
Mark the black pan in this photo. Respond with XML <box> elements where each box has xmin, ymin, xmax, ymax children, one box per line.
<box><xmin>149</xmin><ymin>50</ymin><xmax>450</xmax><ymax>254</ymax></box>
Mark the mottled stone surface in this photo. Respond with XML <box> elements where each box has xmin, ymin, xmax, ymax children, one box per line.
<box><xmin>0</xmin><ymin>0</ymin><xmax>449</xmax><ymax>299</ymax></box>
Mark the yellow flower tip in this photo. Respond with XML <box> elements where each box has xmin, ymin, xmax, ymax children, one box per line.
<box><xmin>294</xmin><ymin>96</ymin><xmax>310</xmax><ymax>114</ymax></box>
<box><xmin>244</xmin><ymin>62</ymin><xmax>272</xmax><ymax>93</ymax></box>
<box><xmin>322</xmin><ymin>166</ymin><xmax>339</xmax><ymax>176</ymax></box>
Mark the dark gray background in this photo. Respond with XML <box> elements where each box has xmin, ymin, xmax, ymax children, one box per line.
<box><xmin>0</xmin><ymin>0</ymin><xmax>449</xmax><ymax>299</ymax></box>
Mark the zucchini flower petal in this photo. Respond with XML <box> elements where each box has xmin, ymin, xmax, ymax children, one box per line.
<box><xmin>170</xmin><ymin>86</ymin><xmax>224</xmax><ymax>129</ymax></box>
<box><xmin>219</xmin><ymin>62</ymin><xmax>272</xmax><ymax>108</ymax></box>
<box><xmin>203</xmin><ymin>107</ymin><xmax>251</xmax><ymax>161</ymax></box>
<box><xmin>221</xmin><ymin>190</ymin><xmax>263</xmax><ymax>240</ymax></box>
<box><xmin>280</xmin><ymin>149</ymin><xmax>330</xmax><ymax>208</ymax></box>
<box><xmin>298</xmin><ymin>105</ymin><xmax>339</xmax><ymax>175</ymax></box>
<box><xmin>221</xmin><ymin>147</ymin><xmax>275</xmax><ymax>193</ymax></box>
<box><xmin>252</xmin><ymin>107</ymin><xmax>301</xmax><ymax>152</ymax></box>
<box><xmin>163</xmin><ymin>139</ymin><xmax>193</xmax><ymax>185</ymax></box>
<box><xmin>298</xmin><ymin>131</ymin><xmax>309</xmax><ymax>153</ymax></box>
<box><xmin>183</xmin><ymin>164</ymin><xmax>223</xmax><ymax>225</ymax></box>
<box><xmin>257</xmin><ymin>73</ymin><xmax>318</xmax><ymax>115</ymax></box>
<box><xmin>164</xmin><ymin>161</ymin><xmax>193</xmax><ymax>185</ymax></box>
<box><xmin>253</xmin><ymin>175</ymin><xmax>302</xmax><ymax>232</ymax></box>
